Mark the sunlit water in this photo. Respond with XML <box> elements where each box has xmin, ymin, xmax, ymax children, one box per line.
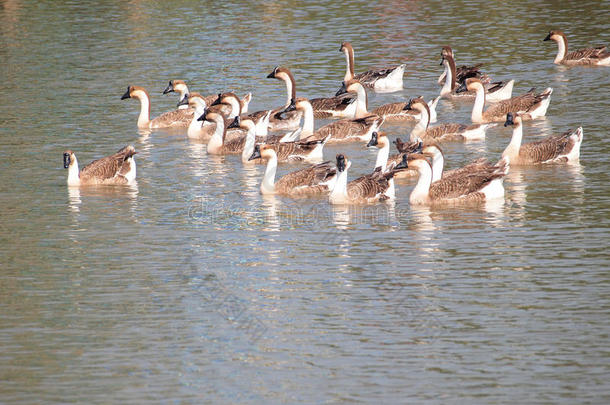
<box><xmin>1</xmin><ymin>0</ymin><xmax>609</xmax><ymax>403</ymax></box>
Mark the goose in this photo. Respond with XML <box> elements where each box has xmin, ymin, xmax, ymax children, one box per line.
<box><xmin>329</xmin><ymin>154</ymin><xmax>407</xmax><ymax>204</ymax></box>
<box><xmin>405</xmin><ymin>97</ymin><xmax>495</xmax><ymax>142</ymax></box>
<box><xmin>263</xmin><ymin>66</ymin><xmax>304</xmax><ymax>131</ymax></box>
<box><xmin>63</xmin><ymin>145</ymin><xmax>137</xmax><ymax>186</ymax></box>
<box><xmin>211</xmin><ymin>92</ymin><xmax>270</xmax><ymax>138</ymax></box>
<box><xmin>340</xmin><ymin>41</ymin><xmax>405</xmax><ymax>92</ymax></box>
<box><xmin>335</xmin><ymin>79</ymin><xmax>439</xmax><ymax>123</ymax></box>
<box><xmin>160</xmin><ymin>79</ymin><xmax>194</xmax><ymax>127</ymax></box>
<box><xmin>279</xmin><ymin>96</ymin><xmax>383</xmax><ymax>144</ymax></box>
<box><xmin>198</xmin><ymin>109</ymin><xmax>254</xmax><ymax>155</ymax></box>
<box><xmin>456</xmin><ymin>78</ymin><xmax>553</xmax><ymax>123</ymax></box>
<box><xmin>248</xmin><ymin>145</ymin><xmax>337</xmax><ymax>195</ymax></box>
<box><xmin>421</xmin><ymin>143</ymin><xmax>502</xmax><ymax>183</ymax></box>
<box><xmin>503</xmin><ymin>113</ymin><xmax>583</xmax><ymax>165</ymax></box>
<box><xmin>439</xmin><ymin>47</ymin><xmax>514</xmax><ymax>102</ymax></box>
<box><xmin>405</xmin><ymin>153</ymin><xmax>508</xmax><ymax>205</ymax></box>
<box><xmin>262</xmin><ymin>134</ymin><xmax>330</xmax><ymax>163</ymax></box>
<box><xmin>121</xmin><ymin>85</ymin><xmax>196</xmax><ymax>129</ymax></box>
<box><xmin>544</xmin><ymin>30</ymin><xmax>610</xmax><ymax>66</ymax></box>
<box><xmin>367</xmin><ymin>132</ymin><xmax>421</xmax><ymax>179</ymax></box>
<box><xmin>438</xmin><ymin>46</ymin><xmax>491</xmax><ymax>86</ymax></box>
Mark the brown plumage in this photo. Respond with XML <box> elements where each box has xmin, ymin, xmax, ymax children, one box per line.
<box><xmin>346</xmin><ymin>167</ymin><xmax>395</xmax><ymax>201</ymax></box>
<box><xmin>275</xmin><ymin>161</ymin><xmax>337</xmax><ymax>195</ymax></box>
<box><xmin>309</xmin><ymin>93</ymin><xmax>357</xmax><ymax>118</ymax></box>
<box><xmin>544</xmin><ymin>30</ymin><xmax>610</xmax><ymax>66</ymax></box>
<box><xmin>340</xmin><ymin>42</ymin><xmax>404</xmax><ymax>91</ymax></box>
<box><xmin>306</xmin><ymin>115</ymin><xmax>383</xmax><ymax>144</ymax></box>
<box><xmin>264</xmin><ymin>137</ymin><xmax>327</xmax><ymax>162</ymax></box>
<box><xmin>371</xmin><ymin>102</ymin><xmax>419</xmax><ymax>122</ymax></box>
<box><xmin>64</xmin><ymin>145</ymin><xmax>137</xmax><ymax>186</ymax></box>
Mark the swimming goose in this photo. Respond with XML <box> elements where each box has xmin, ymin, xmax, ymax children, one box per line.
<box><xmin>329</xmin><ymin>154</ymin><xmax>407</xmax><ymax>204</ymax></box>
<box><xmin>122</xmin><ymin>85</ymin><xmax>194</xmax><ymax>129</ymax></box>
<box><xmin>336</xmin><ymin>79</ymin><xmax>439</xmax><ymax>123</ymax></box>
<box><xmin>544</xmin><ymin>30</ymin><xmax>610</xmax><ymax>66</ymax></box>
<box><xmin>405</xmin><ymin>97</ymin><xmax>495</xmax><ymax>142</ymax></box>
<box><xmin>279</xmin><ymin>96</ymin><xmax>383</xmax><ymax>144</ymax></box>
<box><xmin>437</xmin><ymin>46</ymin><xmax>491</xmax><ymax>86</ymax></box>
<box><xmin>421</xmin><ymin>143</ymin><xmax>501</xmax><ymax>183</ymax></box>
<box><xmin>503</xmin><ymin>113</ymin><xmax>583</xmax><ymax>165</ymax></box>
<box><xmin>160</xmin><ymin>80</ymin><xmax>195</xmax><ymax>127</ymax></box>
<box><xmin>198</xmin><ymin>109</ymin><xmax>253</xmax><ymax>155</ymax></box>
<box><xmin>340</xmin><ymin>42</ymin><xmax>405</xmax><ymax>92</ymax></box>
<box><xmin>263</xmin><ymin>66</ymin><xmax>304</xmax><ymax>131</ymax></box>
<box><xmin>456</xmin><ymin>78</ymin><xmax>553</xmax><ymax>123</ymax></box>
<box><xmin>405</xmin><ymin>153</ymin><xmax>508</xmax><ymax>205</ymax></box>
<box><xmin>439</xmin><ymin>47</ymin><xmax>514</xmax><ymax>102</ymax></box>
<box><xmin>309</xmin><ymin>90</ymin><xmax>358</xmax><ymax>119</ymax></box>
<box><xmin>211</xmin><ymin>92</ymin><xmax>270</xmax><ymax>138</ymax></box>
<box><xmin>63</xmin><ymin>145</ymin><xmax>137</xmax><ymax>186</ymax></box>
<box><xmin>248</xmin><ymin>145</ymin><xmax>337</xmax><ymax>195</ymax></box>
<box><xmin>262</xmin><ymin>134</ymin><xmax>330</xmax><ymax>163</ymax></box>
<box><xmin>367</xmin><ymin>132</ymin><xmax>421</xmax><ymax>179</ymax></box>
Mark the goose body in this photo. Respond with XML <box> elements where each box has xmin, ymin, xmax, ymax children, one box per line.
<box><xmin>457</xmin><ymin>78</ymin><xmax>552</xmax><ymax>123</ymax></box>
<box><xmin>329</xmin><ymin>154</ymin><xmax>407</xmax><ymax>204</ymax></box>
<box><xmin>309</xmin><ymin>93</ymin><xmax>358</xmax><ymax>119</ymax></box>
<box><xmin>367</xmin><ymin>132</ymin><xmax>421</xmax><ymax>179</ymax></box>
<box><xmin>544</xmin><ymin>30</ymin><xmax>610</xmax><ymax>66</ymax></box>
<box><xmin>406</xmin><ymin>153</ymin><xmax>508</xmax><ymax>205</ymax></box>
<box><xmin>422</xmin><ymin>143</ymin><xmax>501</xmax><ymax>183</ymax></box>
<box><xmin>248</xmin><ymin>145</ymin><xmax>337</xmax><ymax>195</ymax></box>
<box><xmin>371</xmin><ymin>96</ymin><xmax>440</xmax><ymax>123</ymax></box>
<box><xmin>341</xmin><ymin>42</ymin><xmax>404</xmax><ymax>93</ymax></box>
<box><xmin>63</xmin><ymin>146</ymin><xmax>137</xmax><ymax>186</ymax></box>
<box><xmin>503</xmin><ymin>113</ymin><xmax>583</xmax><ymax>165</ymax></box>
<box><xmin>264</xmin><ymin>135</ymin><xmax>329</xmax><ymax>163</ymax></box>
<box><xmin>406</xmin><ymin>97</ymin><xmax>494</xmax><ymax>142</ymax></box>
<box><xmin>122</xmin><ymin>85</ymin><xmax>194</xmax><ymax>129</ymax></box>
<box><xmin>161</xmin><ymin>79</ymin><xmax>195</xmax><ymax>127</ymax></box>
<box><xmin>439</xmin><ymin>47</ymin><xmax>514</xmax><ymax>102</ymax></box>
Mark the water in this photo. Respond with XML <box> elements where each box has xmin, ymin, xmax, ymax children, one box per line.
<box><xmin>1</xmin><ymin>0</ymin><xmax>609</xmax><ymax>403</ymax></box>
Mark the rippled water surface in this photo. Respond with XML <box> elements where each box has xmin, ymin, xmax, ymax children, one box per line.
<box><xmin>1</xmin><ymin>0</ymin><xmax>610</xmax><ymax>403</ymax></box>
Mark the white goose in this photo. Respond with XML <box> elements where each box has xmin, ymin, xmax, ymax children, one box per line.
<box><xmin>456</xmin><ymin>78</ymin><xmax>552</xmax><ymax>123</ymax></box>
<box><xmin>503</xmin><ymin>113</ymin><xmax>583</xmax><ymax>165</ymax></box>
<box><xmin>63</xmin><ymin>146</ymin><xmax>137</xmax><ymax>186</ymax></box>
<box><xmin>248</xmin><ymin>145</ymin><xmax>337</xmax><ymax>196</ymax></box>
<box><xmin>544</xmin><ymin>30</ymin><xmax>610</xmax><ymax>66</ymax></box>
<box><xmin>340</xmin><ymin>42</ymin><xmax>405</xmax><ymax>92</ymax></box>
<box><xmin>121</xmin><ymin>85</ymin><xmax>192</xmax><ymax>129</ymax></box>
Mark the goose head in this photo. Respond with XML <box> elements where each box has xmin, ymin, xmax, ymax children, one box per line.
<box><xmin>440</xmin><ymin>45</ymin><xmax>454</xmax><ymax>65</ymax></box>
<box><xmin>335</xmin><ymin>79</ymin><xmax>365</xmax><ymax>98</ymax></box>
<box><xmin>121</xmin><ymin>85</ymin><xmax>148</xmax><ymax>100</ymax></box>
<box><xmin>163</xmin><ymin>79</ymin><xmax>187</xmax><ymax>95</ymax></box>
<box><xmin>340</xmin><ymin>41</ymin><xmax>353</xmax><ymax>55</ymax></box>
<box><xmin>248</xmin><ymin>144</ymin><xmax>276</xmax><ymax>161</ymax></box>
<box><xmin>197</xmin><ymin>108</ymin><xmax>223</xmax><ymax>124</ymax></box>
<box><xmin>181</xmin><ymin>93</ymin><xmax>206</xmax><ymax>109</ymax></box>
<box><xmin>335</xmin><ymin>154</ymin><xmax>352</xmax><ymax>172</ymax></box>
<box><xmin>544</xmin><ymin>30</ymin><xmax>566</xmax><ymax>43</ymax></box>
<box><xmin>503</xmin><ymin>112</ymin><xmax>522</xmax><ymax>128</ymax></box>
<box><xmin>456</xmin><ymin>77</ymin><xmax>483</xmax><ymax>93</ymax></box>
<box><xmin>366</xmin><ymin>131</ymin><xmax>389</xmax><ymax>148</ymax></box>
<box><xmin>403</xmin><ymin>96</ymin><xmax>427</xmax><ymax>112</ymax></box>
<box><xmin>63</xmin><ymin>150</ymin><xmax>75</xmax><ymax>169</ymax></box>
<box><xmin>266</xmin><ymin>66</ymin><xmax>294</xmax><ymax>83</ymax></box>
<box><xmin>227</xmin><ymin>115</ymin><xmax>241</xmax><ymax>129</ymax></box>
<box><xmin>404</xmin><ymin>153</ymin><xmax>431</xmax><ymax>171</ymax></box>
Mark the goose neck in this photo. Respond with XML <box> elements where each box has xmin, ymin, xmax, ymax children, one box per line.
<box><xmin>260</xmin><ymin>153</ymin><xmax>278</xmax><ymax>194</ymax></box>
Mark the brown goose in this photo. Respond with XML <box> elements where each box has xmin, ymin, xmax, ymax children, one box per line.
<box><xmin>439</xmin><ymin>46</ymin><xmax>514</xmax><ymax>102</ymax></box>
<box><xmin>198</xmin><ymin>109</ymin><xmax>248</xmax><ymax>155</ymax></box>
<box><xmin>309</xmin><ymin>92</ymin><xmax>358</xmax><ymax>119</ymax></box>
<box><xmin>329</xmin><ymin>154</ymin><xmax>407</xmax><ymax>204</ymax></box>
<box><xmin>405</xmin><ymin>153</ymin><xmax>508</xmax><ymax>205</ymax></box>
<box><xmin>248</xmin><ymin>145</ymin><xmax>337</xmax><ymax>195</ymax></box>
<box><xmin>421</xmin><ymin>143</ymin><xmax>500</xmax><ymax>183</ymax></box>
<box><xmin>437</xmin><ymin>46</ymin><xmax>491</xmax><ymax>86</ymax></box>
<box><xmin>544</xmin><ymin>30</ymin><xmax>610</xmax><ymax>66</ymax></box>
<box><xmin>160</xmin><ymin>79</ymin><xmax>194</xmax><ymax>127</ymax></box>
<box><xmin>367</xmin><ymin>132</ymin><xmax>421</xmax><ymax>179</ymax></box>
<box><xmin>340</xmin><ymin>42</ymin><xmax>405</xmax><ymax>92</ymax></box>
<box><xmin>503</xmin><ymin>113</ymin><xmax>583</xmax><ymax>165</ymax></box>
<box><xmin>457</xmin><ymin>78</ymin><xmax>553</xmax><ymax>123</ymax></box>
<box><xmin>405</xmin><ymin>97</ymin><xmax>495</xmax><ymax>142</ymax></box>
<box><xmin>121</xmin><ymin>85</ymin><xmax>193</xmax><ymax>129</ymax></box>
<box><xmin>63</xmin><ymin>146</ymin><xmax>137</xmax><ymax>186</ymax></box>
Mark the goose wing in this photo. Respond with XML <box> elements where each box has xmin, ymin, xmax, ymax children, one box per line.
<box><xmin>566</xmin><ymin>46</ymin><xmax>608</xmax><ymax>61</ymax></box>
<box><xmin>276</xmin><ymin>161</ymin><xmax>336</xmax><ymax>191</ymax></box>
<box><xmin>269</xmin><ymin>138</ymin><xmax>322</xmax><ymax>161</ymax></box>
<box><xmin>371</xmin><ymin>102</ymin><xmax>416</xmax><ymax>118</ymax></box>
<box><xmin>81</xmin><ymin>146</ymin><xmax>136</xmax><ymax>181</ymax></box>
<box><xmin>519</xmin><ymin>130</ymin><xmax>577</xmax><ymax>163</ymax></box>
<box><xmin>355</xmin><ymin>66</ymin><xmax>399</xmax><ymax>85</ymax></box>
<box><xmin>347</xmin><ymin>168</ymin><xmax>390</xmax><ymax>200</ymax></box>
<box><xmin>310</xmin><ymin>93</ymin><xmax>356</xmax><ymax>118</ymax></box>
<box><xmin>394</xmin><ymin>138</ymin><xmax>422</xmax><ymax>153</ymax></box>
<box><xmin>430</xmin><ymin>163</ymin><xmax>505</xmax><ymax>200</ymax></box>
<box><xmin>423</xmin><ymin>123</ymin><xmax>469</xmax><ymax>140</ymax></box>
<box><xmin>442</xmin><ymin>158</ymin><xmax>491</xmax><ymax>179</ymax></box>
<box><xmin>483</xmin><ymin>88</ymin><xmax>548</xmax><ymax>119</ymax></box>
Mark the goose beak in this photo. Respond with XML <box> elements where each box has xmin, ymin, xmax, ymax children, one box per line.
<box><xmin>248</xmin><ymin>145</ymin><xmax>262</xmax><ymax>161</ymax></box>
<box><xmin>335</xmin><ymin>82</ymin><xmax>348</xmax><ymax>97</ymax></box>
<box><xmin>162</xmin><ymin>81</ymin><xmax>173</xmax><ymax>94</ymax></box>
<box><xmin>120</xmin><ymin>87</ymin><xmax>131</xmax><ymax>100</ymax></box>
<box><xmin>197</xmin><ymin>109</ymin><xmax>209</xmax><ymax>121</ymax></box>
<box><xmin>395</xmin><ymin>154</ymin><xmax>408</xmax><ymax>170</ymax></box>
<box><xmin>402</xmin><ymin>100</ymin><xmax>414</xmax><ymax>111</ymax></box>
<box><xmin>366</xmin><ymin>132</ymin><xmax>378</xmax><ymax>148</ymax></box>
<box><xmin>504</xmin><ymin>113</ymin><xmax>514</xmax><ymax>127</ymax></box>
<box><xmin>416</xmin><ymin>141</ymin><xmax>423</xmax><ymax>153</ymax></box>
<box><xmin>439</xmin><ymin>56</ymin><xmax>444</xmax><ymax>66</ymax></box>
<box><xmin>63</xmin><ymin>153</ymin><xmax>71</xmax><ymax>169</ymax></box>
<box><xmin>455</xmin><ymin>82</ymin><xmax>468</xmax><ymax>94</ymax></box>
<box><xmin>543</xmin><ymin>33</ymin><xmax>551</xmax><ymax>41</ymax></box>
<box><xmin>210</xmin><ymin>94</ymin><xmax>222</xmax><ymax>106</ymax></box>
<box><xmin>227</xmin><ymin>116</ymin><xmax>240</xmax><ymax>129</ymax></box>
<box><xmin>177</xmin><ymin>94</ymin><xmax>189</xmax><ymax>107</ymax></box>
<box><xmin>336</xmin><ymin>154</ymin><xmax>346</xmax><ymax>172</ymax></box>
<box><xmin>266</xmin><ymin>66</ymin><xmax>279</xmax><ymax>79</ymax></box>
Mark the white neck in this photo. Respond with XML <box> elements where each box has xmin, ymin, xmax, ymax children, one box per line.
<box><xmin>226</xmin><ymin>97</ymin><xmax>241</xmax><ymax>119</ymax></box>
<box><xmin>555</xmin><ymin>37</ymin><xmax>567</xmax><ymax>63</ymax></box>
<box><xmin>430</xmin><ymin>150</ymin><xmax>444</xmax><ymax>182</ymax></box>
<box><xmin>187</xmin><ymin>103</ymin><xmax>205</xmax><ymax>138</ymax></box>
<box><xmin>410</xmin><ymin>105</ymin><xmax>430</xmax><ymax>142</ymax></box>
<box><xmin>300</xmin><ymin>101</ymin><xmax>315</xmax><ymax>137</ymax></box>
<box><xmin>375</xmin><ymin>140</ymin><xmax>390</xmax><ymax>171</ymax></box>
<box><xmin>440</xmin><ymin>59</ymin><xmax>453</xmax><ymax>97</ymax></box>
<box><xmin>330</xmin><ymin>167</ymin><xmax>349</xmax><ymax>203</ymax></box>
<box><xmin>260</xmin><ymin>152</ymin><xmax>278</xmax><ymax>194</ymax></box>
<box><xmin>67</xmin><ymin>156</ymin><xmax>80</xmax><ymax>186</ymax></box>
<box><xmin>343</xmin><ymin>48</ymin><xmax>354</xmax><ymax>82</ymax></box>
<box><xmin>353</xmin><ymin>84</ymin><xmax>369</xmax><ymax>118</ymax></box>
<box><xmin>410</xmin><ymin>161</ymin><xmax>433</xmax><ymax>205</ymax></box>
<box><xmin>207</xmin><ymin>117</ymin><xmax>224</xmax><ymax>154</ymax></box>
<box><xmin>278</xmin><ymin>73</ymin><xmax>295</xmax><ymax>107</ymax></box>
<box><xmin>177</xmin><ymin>86</ymin><xmax>190</xmax><ymax>110</ymax></box>
<box><xmin>241</xmin><ymin>125</ymin><xmax>257</xmax><ymax>163</ymax></box>
<box><xmin>503</xmin><ymin>122</ymin><xmax>523</xmax><ymax>160</ymax></box>
<box><xmin>471</xmin><ymin>84</ymin><xmax>486</xmax><ymax>123</ymax></box>
<box><xmin>135</xmin><ymin>93</ymin><xmax>151</xmax><ymax>128</ymax></box>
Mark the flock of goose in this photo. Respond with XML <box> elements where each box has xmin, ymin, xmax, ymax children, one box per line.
<box><xmin>63</xmin><ymin>30</ymin><xmax>608</xmax><ymax>206</ymax></box>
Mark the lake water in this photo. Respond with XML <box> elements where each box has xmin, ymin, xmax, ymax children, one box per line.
<box><xmin>1</xmin><ymin>0</ymin><xmax>609</xmax><ymax>403</ymax></box>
